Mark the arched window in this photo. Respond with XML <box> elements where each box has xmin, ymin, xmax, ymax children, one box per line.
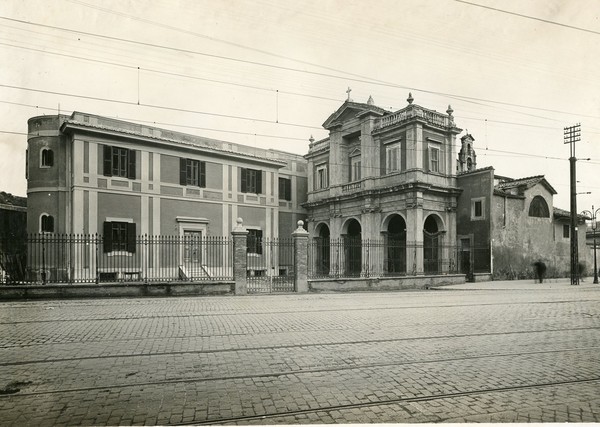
<box><xmin>528</xmin><ymin>196</ymin><xmax>550</xmax><ymax>218</ymax></box>
<box><xmin>40</xmin><ymin>214</ymin><xmax>54</xmax><ymax>233</ymax></box>
<box><xmin>41</xmin><ymin>148</ymin><xmax>54</xmax><ymax>167</ymax></box>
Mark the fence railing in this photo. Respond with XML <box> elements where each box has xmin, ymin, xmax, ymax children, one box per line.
<box><xmin>308</xmin><ymin>238</ymin><xmax>491</xmax><ymax>279</ymax></box>
<box><xmin>0</xmin><ymin>234</ymin><xmax>233</xmax><ymax>284</ymax></box>
<box><xmin>247</xmin><ymin>238</ymin><xmax>295</xmax><ymax>293</ymax></box>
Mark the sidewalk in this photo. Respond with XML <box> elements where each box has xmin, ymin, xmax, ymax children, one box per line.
<box><xmin>439</xmin><ymin>277</ymin><xmax>600</xmax><ymax>291</ymax></box>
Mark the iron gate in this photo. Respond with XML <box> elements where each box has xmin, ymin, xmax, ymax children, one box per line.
<box><xmin>247</xmin><ymin>238</ymin><xmax>295</xmax><ymax>293</ymax></box>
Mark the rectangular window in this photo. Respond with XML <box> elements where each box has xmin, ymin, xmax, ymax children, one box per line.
<box><xmin>429</xmin><ymin>147</ymin><xmax>440</xmax><ymax>173</ymax></box>
<box><xmin>247</xmin><ymin>229</ymin><xmax>263</xmax><ymax>254</ymax></box>
<box><xmin>179</xmin><ymin>158</ymin><xmax>206</xmax><ymax>187</ymax></box>
<box><xmin>240</xmin><ymin>168</ymin><xmax>262</xmax><ymax>194</ymax></box>
<box><xmin>386</xmin><ymin>143</ymin><xmax>400</xmax><ymax>173</ymax></box>
<box><xmin>563</xmin><ymin>224</ymin><xmax>570</xmax><ymax>238</ymax></box>
<box><xmin>103</xmin><ymin>145</ymin><xmax>135</xmax><ymax>179</ymax></box>
<box><xmin>471</xmin><ymin>198</ymin><xmax>485</xmax><ymax>220</ymax></box>
<box><xmin>278</xmin><ymin>177</ymin><xmax>292</xmax><ymax>201</ymax></box>
<box><xmin>315</xmin><ymin>164</ymin><xmax>328</xmax><ymax>190</ymax></box>
<box><xmin>350</xmin><ymin>156</ymin><xmax>361</xmax><ymax>181</ymax></box>
<box><xmin>103</xmin><ymin>221</ymin><xmax>136</xmax><ymax>253</ymax></box>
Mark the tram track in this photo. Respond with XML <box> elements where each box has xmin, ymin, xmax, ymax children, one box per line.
<box><xmin>1</xmin><ymin>324</ymin><xmax>599</xmax><ymax>365</ymax></box>
<box><xmin>2</xmin><ymin>297</ymin><xmax>599</xmax><ymax>325</ymax></box>
<box><xmin>1</xmin><ymin>344</ymin><xmax>599</xmax><ymax>398</ymax></box>
<box><xmin>183</xmin><ymin>377</ymin><xmax>600</xmax><ymax>425</ymax></box>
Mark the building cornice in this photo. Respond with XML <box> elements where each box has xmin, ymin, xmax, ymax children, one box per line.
<box><xmin>302</xmin><ymin>181</ymin><xmax>462</xmax><ymax>208</ymax></box>
<box><xmin>60</xmin><ymin>121</ymin><xmax>288</xmax><ymax>169</ymax></box>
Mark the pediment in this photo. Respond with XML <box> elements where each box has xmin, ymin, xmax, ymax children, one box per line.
<box><xmin>322</xmin><ymin>101</ymin><xmax>386</xmax><ymax>129</ymax></box>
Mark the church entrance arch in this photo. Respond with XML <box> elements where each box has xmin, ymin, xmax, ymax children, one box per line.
<box><xmin>383</xmin><ymin>214</ymin><xmax>406</xmax><ymax>275</ymax></box>
<box><xmin>342</xmin><ymin>218</ymin><xmax>362</xmax><ymax>276</ymax></box>
<box><xmin>423</xmin><ymin>215</ymin><xmax>444</xmax><ymax>274</ymax></box>
<box><xmin>314</xmin><ymin>223</ymin><xmax>330</xmax><ymax>275</ymax></box>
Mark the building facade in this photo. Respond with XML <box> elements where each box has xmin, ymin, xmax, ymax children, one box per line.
<box><xmin>457</xmin><ymin>166</ymin><xmax>592</xmax><ymax>280</ymax></box>
<box><xmin>304</xmin><ymin>94</ymin><xmax>463</xmax><ymax>277</ymax></box>
<box><xmin>26</xmin><ymin>112</ymin><xmax>307</xmax><ymax>281</ymax></box>
<box><xmin>0</xmin><ymin>192</ymin><xmax>27</xmax><ymax>281</ymax></box>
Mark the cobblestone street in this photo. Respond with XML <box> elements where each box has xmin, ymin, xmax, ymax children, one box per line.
<box><xmin>1</xmin><ymin>279</ymin><xmax>599</xmax><ymax>425</ymax></box>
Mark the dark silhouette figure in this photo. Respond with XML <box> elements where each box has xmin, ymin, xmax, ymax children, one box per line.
<box><xmin>578</xmin><ymin>262</ymin><xmax>586</xmax><ymax>282</ymax></box>
<box><xmin>533</xmin><ymin>261</ymin><xmax>546</xmax><ymax>283</ymax></box>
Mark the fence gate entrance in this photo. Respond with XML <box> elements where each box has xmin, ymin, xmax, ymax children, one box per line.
<box><xmin>246</xmin><ymin>238</ymin><xmax>295</xmax><ymax>293</ymax></box>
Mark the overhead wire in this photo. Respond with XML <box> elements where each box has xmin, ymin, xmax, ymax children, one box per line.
<box><xmin>454</xmin><ymin>0</ymin><xmax>600</xmax><ymax>36</ymax></box>
<box><xmin>1</xmin><ymin>15</ymin><xmax>599</xmax><ymax>122</ymax></box>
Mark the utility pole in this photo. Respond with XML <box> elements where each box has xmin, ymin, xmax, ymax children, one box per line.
<box><xmin>564</xmin><ymin>124</ymin><xmax>581</xmax><ymax>285</ymax></box>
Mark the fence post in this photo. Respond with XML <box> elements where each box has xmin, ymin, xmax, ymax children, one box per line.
<box><xmin>231</xmin><ymin>217</ymin><xmax>248</xmax><ymax>295</ymax></box>
<box><xmin>292</xmin><ymin>220</ymin><xmax>309</xmax><ymax>293</ymax></box>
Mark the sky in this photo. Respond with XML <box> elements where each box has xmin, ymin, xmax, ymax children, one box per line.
<box><xmin>0</xmin><ymin>0</ymin><xmax>599</xmax><ymax>212</ymax></box>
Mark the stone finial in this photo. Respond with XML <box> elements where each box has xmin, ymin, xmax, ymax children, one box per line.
<box><xmin>367</xmin><ymin>95</ymin><xmax>374</xmax><ymax>105</ymax></box>
<box><xmin>292</xmin><ymin>219</ymin><xmax>309</xmax><ymax>236</ymax></box>
<box><xmin>232</xmin><ymin>217</ymin><xmax>245</xmax><ymax>232</ymax></box>
<box><xmin>407</xmin><ymin>92</ymin><xmax>414</xmax><ymax>104</ymax></box>
<box><xmin>446</xmin><ymin>104</ymin><xmax>453</xmax><ymax>116</ymax></box>
<box><xmin>309</xmin><ymin>135</ymin><xmax>315</xmax><ymax>144</ymax></box>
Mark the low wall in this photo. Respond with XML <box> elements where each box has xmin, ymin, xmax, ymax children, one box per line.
<box><xmin>472</xmin><ymin>273</ymin><xmax>493</xmax><ymax>282</ymax></box>
<box><xmin>0</xmin><ymin>282</ymin><xmax>234</xmax><ymax>300</ymax></box>
<box><xmin>308</xmin><ymin>274</ymin><xmax>465</xmax><ymax>292</ymax></box>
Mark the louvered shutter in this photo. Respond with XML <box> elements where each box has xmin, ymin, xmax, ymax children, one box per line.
<box><xmin>256</xmin><ymin>170</ymin><xmax>263</xmax><ymax>194</ymax></box>
<box><xmin>127</xmin><ymin>223</ymin><xmax>136</xmax><ymax>253</ymax></box>
<box><xmin>103</xmin><ymin>221</ymin><xmax>112</xmax><ymax>253</ymax></box>
<box><xmin>240</xmin><ymin>168</ymin><xmax>247</xmax><ymax>193</ymax></box>
<box><xmin>127</xmin><ymin>149</ymin><xmax>136</xmax><ymax>179</ymax></box>
<box><xmin>103</xmin><ymin>146</ymin><xmax>112</xmax><ymax>176</ymax></box>
<box><xmin>180</xmin><ymin>158</ymin><xmax>187</xmax><ymax>185</ymax></box>
<box><xmin>256</xmin><ymin>229</ymin><xmax>263</xmax><ymax>254</ymax></box>
<box><xmin>200</xmin><ymin>162</ymin><xmax>206</xmax><ymax>188</ymax></box>
<box><xmin>424</xmin><ymin>147</ymin><xmax>429</xmax><ymax>172</ymax></box>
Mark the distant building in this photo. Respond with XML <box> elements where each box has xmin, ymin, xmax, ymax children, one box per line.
<box><xmin>0</xmin><ymin>191</ymin><xmax>27</xmax><ymax>281</ymax></box>
<box><xmin>26</xmin><ymin>112</ymin><xmax>307</xmax><ymax>281</ymax></box>
<box><xmin>457</xmin><ymin>165</ymin><xmax>591</xmax><ymax>280</ymax></box>
<box><xmin>304</xmin><ymin>93</ymin><xmax>463</xmax><ymax>277</ymax></box>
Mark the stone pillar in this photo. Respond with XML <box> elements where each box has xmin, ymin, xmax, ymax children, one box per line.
<box><xmin>231</xmin><ymin>217</ymin><xmax>248</xmax><ymax>295</ymax></box>
<box><xmin>292</xmin><ymin>220</ymin><xmax>309</xmax><ymax>293</ymax></box>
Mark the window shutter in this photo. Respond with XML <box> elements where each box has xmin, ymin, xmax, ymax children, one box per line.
<box><xmin>424</xmin><ymin>147</ymin><xmax>429</xmax><ymax>172</ymax></box>
<box><xmin>256</xmin><ymin>229</ymin><xmax>263</xmax><ymax>254</ymax></box>
<box><xmin>180</xmin><ymin>158</ymin><xmax>187</xmax><ymax>186</ymax></box>
<box><xmin>127</xmin><ymin>149</ymin><xmax>136</xmax><ymax>179</ymax></box>
<box><xmin>200</xmin><ymin>162</ymin><xmax>206</xmax><ymax>187</ymax></box>
<box><xmin>103</xmin><ymin>146</ymin><xmax>112</xmax><ymax>176</ymax></box>
<box><xmin>103</xmin><ymin>221</ymin><xmax>112</xmax><ymax>253</ymax></box>
<box><xmin>127</xmin><ymin>223</ymin><xmax>136</xmax><ymax>253</ymax></box>
<box><xmin>240</xmin><ymin>168</ymin><xmax>247</xmax><ymax>193</ymax></box>
<box><xmin>256</xmin><ymin>171</ymin><xmax>263</xmax><ymax>194</ymax></box>
<box><xmin>286</xmin><ymin>179</ymin><xmax>291</xmax><ymax>201</ymax></box>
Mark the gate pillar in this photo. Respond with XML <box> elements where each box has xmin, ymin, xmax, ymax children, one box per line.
<box><xmin>231</xmin><ymin>218</ymin><xmax>248</xmax><ymax>295</ymax></box>
<box><xmin>292</xmin><ymin>221</ymin><xmax>309</xmax><ymax>293</ymax></box>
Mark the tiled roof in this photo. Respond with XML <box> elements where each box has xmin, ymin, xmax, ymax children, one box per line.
<box><xmin>495</xmin><ymin>175</ymin><xmax>557</xmax><ymax>195</ymax></box>
<box><xmin>0</xmin><ymin>191</ymin><xmax>26</xmax><ymax>207</ymax></box>
<box><xmin>554</xmin><ymin>207</ymin><xmax>589</xmax><ymax>221</ymax></box>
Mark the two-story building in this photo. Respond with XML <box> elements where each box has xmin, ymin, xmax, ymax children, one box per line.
<box><xmin>26</xmin><ymin>112</ymin><xmax>307</xmax><ymax>282</ymax></box>
<box><xmin>304</xmin><ymin>94</ymin><xmax>463</xmax><ymax>278</ymax></box>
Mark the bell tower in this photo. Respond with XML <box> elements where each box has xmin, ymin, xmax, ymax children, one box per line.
<box><xmin>458</xmin><ymin>133</ymin><xmax>477</xmax><ymax>172</ymax></box>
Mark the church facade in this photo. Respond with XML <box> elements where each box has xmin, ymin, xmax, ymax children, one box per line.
<box><xmin>304</xmin><ymin>93</ymin><xmax>463</xmax><ymax>278</ymax></box>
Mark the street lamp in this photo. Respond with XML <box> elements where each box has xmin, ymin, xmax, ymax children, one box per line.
<box><xmin>581</xmin><ymin>205</ymin><xmax>600</xmax><ymax>284</ymax></box>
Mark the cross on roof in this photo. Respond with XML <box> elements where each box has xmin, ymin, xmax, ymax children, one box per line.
<box><xmin>346</xmin><ymin>87</ymin><xmax>352</xmax><ymax>101</ymax></box>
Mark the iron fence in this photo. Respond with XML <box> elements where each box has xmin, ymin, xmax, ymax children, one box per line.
<box><xmin>247</xmin><ymin>238</ymin><xmax>295</xmax><ymax>293</ymax></box>
<box><xmin>0</xmin><ymin>234</ymin><xmax>233</xmax><ymax>284</ymax></box>
<box><xmin>308</xmin><ymin>238</ymin><xmax>491</xmax><ymax>279</ymax></box>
